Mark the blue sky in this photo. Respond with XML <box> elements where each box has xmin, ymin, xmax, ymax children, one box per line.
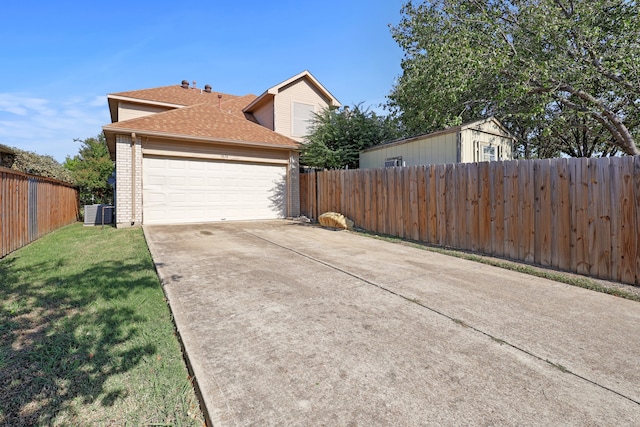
<box><xmin>0</xmin><ymin>0</ymin><xmax>405</xmax><ymax>162</ymax></box>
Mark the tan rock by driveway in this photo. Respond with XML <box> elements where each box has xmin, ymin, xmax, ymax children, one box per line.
<box><xmin>143</xmin><ymin>221</ymin><xmax>640</xmax><ymax>426</ymax></box>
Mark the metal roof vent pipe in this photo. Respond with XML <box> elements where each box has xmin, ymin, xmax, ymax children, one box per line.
<box><xmin>181</xmin><ymin>80</ymin><xmax>189</xmax><ymax>89</ymax></box>
<box><xmin>204</xmin><ymin>84</ymin><xmax>212</xmax><ymax>93</ymax></box>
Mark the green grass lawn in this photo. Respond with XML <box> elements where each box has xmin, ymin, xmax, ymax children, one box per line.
<box><xmin>0</xmin><ymin>224</ymin><xmax>205</xmax><ymax>426</ymax></box>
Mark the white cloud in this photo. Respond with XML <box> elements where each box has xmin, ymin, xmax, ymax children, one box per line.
<box><xmin>0</xmin><ymin>92</ymin><xmax>109</xmax><ymax>161</ymax></box>
<box><xmin>88</xmin><ymin>96</ymin><xmax>107</xmax><ymax>107</ymax></box>
<box><xmin>0</xmin><ymin>94</ymin><xmax>54</xmax><ymax>116</ymax></box>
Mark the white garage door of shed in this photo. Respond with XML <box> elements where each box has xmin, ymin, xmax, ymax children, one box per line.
<box><xmin>142</xmin><ymin>156</ymin><xmax>286</xmax><ymax>224</ymax></box>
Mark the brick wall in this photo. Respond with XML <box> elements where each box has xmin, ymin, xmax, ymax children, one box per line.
<box><xmin>115</xmin><ymin>134</ymin><xmax>143</xmax><ymax>227</ymax></box>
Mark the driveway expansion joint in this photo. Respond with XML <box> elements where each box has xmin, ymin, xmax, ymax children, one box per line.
<box><xmin>244</xmin><ymin>228</ymin><xmax>640</xmax><ymax>408</ymax></box>
<box><xmin>144</xmin><ymin>222</ymin><xmax>640</xmax><ymax>424</ymax></box>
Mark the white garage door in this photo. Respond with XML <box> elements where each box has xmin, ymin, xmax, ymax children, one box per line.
<box><xmin>142</xmin><ymin>156</ymin><xmax>287</xmax><ymax>224</ymax></box>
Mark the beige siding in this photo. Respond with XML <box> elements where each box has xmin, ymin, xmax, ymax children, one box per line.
<box><xmin>252</xmin><ymin>99</ymin><xmax>275</xmax><ymax>130</ymax></box>
<box><xmin>460</xmin><ymin>131</ymin><xmax>474</xmax><ymax>163</ymax></box>
<box><xmin>361</xmin><ymin>119</ymin><xmax>514</xmax><ymax>169</ymax></box>
<box><xmin>461</xmin><ymin>121</ymin><xmax>513</xmax><ymax>162</ymax></box>
<box><xmin>273</xmin><ymin>78</ymin><xmax>332</xmax><ymax>141</ymax></box>
<box><xmin>118</xmin><ymin>102</ymin><xmax>170</xmax><ymax>122</ymax></box>
<box><xmin>360</xmin><ymin>132</ymin><xmax>458</xmax><ymax>169</ymax></box>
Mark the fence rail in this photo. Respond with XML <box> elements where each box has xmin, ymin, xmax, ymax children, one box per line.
<box><xmin>300</xmin><ymin>156</ymin><xmax>640</xmax><ymax>286</ymax></box>
<box><xmin>1</xmin><ymin>167</ymin><xmax>79</xmax><ymax>258</ymax></box>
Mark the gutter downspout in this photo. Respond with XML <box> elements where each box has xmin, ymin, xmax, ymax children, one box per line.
<box><xmin>131</xmin><ymin>132</ymin><xmax>136</xmax><ymax>225</ymax></box>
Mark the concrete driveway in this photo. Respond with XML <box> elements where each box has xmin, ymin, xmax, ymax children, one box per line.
<box><xmin>144</xmin><ymin>221</ymin><xmax>640</xmax><ymax>426</ymax></box>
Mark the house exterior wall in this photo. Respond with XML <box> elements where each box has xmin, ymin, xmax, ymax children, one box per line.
<box><xmin>118</xmin><ymin>102</ymin><xmax>170</xmax><ymax>122</ymax></box>
<box><xmin>360</xmin><ymin>119</ymin><xmax>514</xmax><ymax>169</ymax></box>
<box><xmin>459</xmin><ymin>122</ymin><xmax>513</xmax><ymax>163</ymax></box>
<box><xmin>115</xmin><ymin>134</ymin><xmax>143</xmax><ymax>228</ymax></box>
<box><xmin>273</xmin><ymin>78</ymin><xmax>332</xmax><ymax>142</ymax></box>
<box><xmin>359</xmin><ymin>132</ymin><xmax>458</xmax><ymax>169</ymax></box>
<box><xmin>288</xmin><ymin>151</ymin><xmax>300</xmax><ymax>217</ymax></box>
<box><xmin>252</xmin><ymin>100</ymin><xmax>275</xmax><ymax>130</ymax></box>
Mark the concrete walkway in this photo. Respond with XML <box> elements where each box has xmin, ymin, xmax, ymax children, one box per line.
<box><xmin>144</xmin><ymin>221</ymin><xmax>640</xmax><ymax>426</ymax></box>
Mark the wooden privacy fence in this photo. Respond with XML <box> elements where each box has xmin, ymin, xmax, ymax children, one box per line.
<box><xmin>300</xmin><ymin>156</ymin><xmax>640</xmax><ymax>286</ymax></box>
<box><xmin>1</xmin><ymin>167</ymin><xmax>79</xmax><ymax>259</ymax></box>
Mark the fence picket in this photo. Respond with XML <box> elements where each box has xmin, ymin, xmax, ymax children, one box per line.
<box><xmin>427</xmin><ymin>165</ymin><xmax>438</xmax><ymax>244</ymax></box>
<box><xmin>491</xmin><ymin>161</ymin><xmax>505</xmax><ymax>257</ymax></box>
<box><xmin>380</xmin><ymin>168</ymin><xmax>389</xmax><ymax>235</ymax></box>
<box><xmin>609</xmin><ymin>158</ymin><xmax>622</xmax><ymax>282</ymax></box>
<box><xmin>504</xmin><ymin>161</ymin><xmax>518</xmax><ymax>260</ymax></box>
<box><xmin>588</xmin><ymin>159</ymin><xmax>600</xmax><ymax>277</ymax></box>
<box><xmin>400</xmin><ymin>168</ymin><xmax>409</xmax><ymax>238</ymax></box>
<box><xmin>520</xmin><ymin>160</ymin><xmax>534</xmax><ymax>262</ymax></box>
<box><xmin>556</xmin><ymin>159</ymin><xmax>571</xmax><ymax>271</ymax></box>
<box><xmin>535</xmin><ymin>160</ymin><xmax>552</xmax><ymax>266</ymax></box>
<box><xmin>409</xmin><ymin>167</ymin><xmax>420</xmax><ymax>241</ymax></box>
<box><xmin>443</xmin><ymin>164</ymin><xmax>455</xmax><ymax>247</ymax></box>
<box><xmin>634</xmin><ymin>156</ymin><xmax>640</xmax><ymax>285</ymax></box>
<box><xmin>457</xmin><ymin>164</ymin><xmax>468</xmax><ymax>249</ymax></box>
<box><xmin>418</xmin><ymin>166</ymin><xmax>428</xmax><ymax>242</ymax></box>
<box><xmin>396</xmin><ymin>168</ymin><xmax>405</xmax><ymax>238</ymax></box>
<box><xmin>478</xmin><ymin>162</ymin><xmax>491</xmax><ymax>254</ymax></box>
<box><xmin>469</xmin><ymin>163</ymin><xmax>480</xmax><ymax>252</ymax></box>
<box><xmin>619</xmin><ymin>156</ymin><xmax>635</xmax><ymax>284</ymax></box>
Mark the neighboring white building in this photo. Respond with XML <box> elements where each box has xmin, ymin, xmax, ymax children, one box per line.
<box><xmin>359</xmin><ymin>117</ymin><xmax>515</xmax><ymax>169</ymax></box>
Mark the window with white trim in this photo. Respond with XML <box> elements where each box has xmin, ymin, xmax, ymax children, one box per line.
<box><xmin>292</xmin><ymin>102</ymin><xmax>315</xmax><ymax>137</ymax></box>
<box><xmin>482</xmin><ymin>145</ymin><xmax>496</xmax><ymax>162</ymax></box>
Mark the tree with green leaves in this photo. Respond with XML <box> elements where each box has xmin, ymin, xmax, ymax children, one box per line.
<box><xmin>301</xmin><ymin>104</ymin><xmax>402</xmax><ymax>169</ymax></box>
<box><xmin>11</xmin><ymin>147</ymin><xmax>74</xmax><ymax>182</ymax></box>
<box><xmin>64</xmin><ymin>133</ymin><xmax>114</xmax><ymax>205</ymax></box>
<box><xmin>388</xmin><ymin>0</ymin><xmax>640</xmax><ymax>157</ymax></box>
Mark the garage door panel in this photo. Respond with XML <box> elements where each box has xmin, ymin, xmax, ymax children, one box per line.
<box><xmin>142</xmin><ymin>156</ymin><xmax>287</xmax><ymax>224</ymax></box>
<box><xmin>168</xmin><ymin>160</ymin><xmax>185</xmax><ymax>169</ymax></box>
<box><xmin>169</xmin><ymin>193</ymin><xmax>186</xmax><ymax>203</ymax></box>
<box><xmin>146</xmin><ymin>193</ymin><xmax>166</xmax><ymax>204</ymax></box>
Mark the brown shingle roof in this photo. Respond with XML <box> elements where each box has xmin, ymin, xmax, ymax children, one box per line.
<box><xmin>110</xmin><ymin>85</ymin><xmax>249</xmax><ymax>107</ymax></box>
<box><xmin>104</xmin><ymin>103</ymin><xmax>299</xmax><ymax>148</ymax></box>
<box><xmin>104</xmin><ymin>84</ymin><xmax>300</xmax><ymax>150</ymax></box>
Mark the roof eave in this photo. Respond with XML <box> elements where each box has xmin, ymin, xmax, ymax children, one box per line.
<box><xmin>242</xmin><ymin>91</ymin><xmax>274</xmax><ymax>113</ymax></box>
<box><xmin>361</xmin><ymin>126</ymin><xmax>462</xmax><ymax>153</ymax></box>
<box><xmin>289</xmin><ymin>70</ymin><xmax>341</xmax><ymax>107</ymax></box>
<box><xmin>246</xmin><ymin>71</ymin><xmax>341</xmax><ymax>110</ymax></box>
<box><xmin>103</xmin><ymin>129</ymin><xmax>117</xmax><ymax>160</ymax></box>
<box><xmin>107</xmin><ymin>94</ymin><xmax>187</xmax><ymax>110</ymax></box>
<box><xmin>102</xmin><ymin>126</ymin><xmax>301</xmax><ymax>152</ymax></box>
<box><xmin>460</xmin><ymin>117</ymin><xmax>516</xmax><ymax>140</ymax></box>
